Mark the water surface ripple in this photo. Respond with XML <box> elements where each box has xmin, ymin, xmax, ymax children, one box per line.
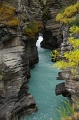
<box><xmin>21</xmin><ymin>36</ymin><xmax>66</xmax><ymax>120</ymax></box>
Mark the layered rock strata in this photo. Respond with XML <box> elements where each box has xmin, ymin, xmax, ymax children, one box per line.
<box><xmin>40</xmin><ymin>0</ymin><xmax>73</xmax><ymax>50</ymax></box>
<box><xmin>41</xmin><ymin>3</ymin><xmax>62</xmax><ymax>49</ymax></box>
<box><xmin>0</xmin><ymin>0</ymin><xmax>42</xmax><ymax>119</ymax></box>
<box><xmin>55</xmin><ymin>82</ymin><xmax>71</xmax><ymax>97</ymax></box>
<box><xmin>41</xmin><ymin>0</ymin><xmax>77</xmax><ymax>50</ymax></box>
<box><xmin>56</xmin><ymin>25</ymin><xmax>79</xmax><ymax>110</ymax></box>
<box><xmin>0</xmin><ymin>26</ymin><xmax>38</xmax><ymax>120</ymax></box>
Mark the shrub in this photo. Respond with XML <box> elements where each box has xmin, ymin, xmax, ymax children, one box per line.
<box><xmin>0</xmin><ymin>3</ymin><xmax>19</xmax><ymax>26</ymax></box>
<box><xmin>57</xmin><ymin>100</ymin><xmax>74</xmax><ymax>120</ymax></box>
<box><xmin>56</xmin><ymin>2</ymin><xmax>79</xmax><ymax>24</ymax></box>
<box><xmin>24</xmin><ymin>21</ymin><xmax>43</xmax><ymax>38</ymax></box>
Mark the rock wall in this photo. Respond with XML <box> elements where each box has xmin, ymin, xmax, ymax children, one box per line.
<box><xmin>0</xmin><ymin>0</ymin><xmax>42</xmax><ymax>119</ymax></box>
<box><xmin>0</xmin><ymin>32</ymin><xmax>37</xmax><ymax>119</ymax></box>
<box><xmin>56</xmin><ymin>25</ymin><xmax>79</xmax><ymax>110</ymax></box>
<box><xmin>41</xmin><ymin>0</ymin><xmax>77</xmax><ymax>50</ymax></box>
<box><xmin>41</xmin><ymin>0</ymin><xmax>79</xmax><ymax>110</ymax></box>
<box><xmin>41</xmin><ymin>1</ymin><xmax>62</xmax><ymax>49</ymax></box>
<box><xmin>61</xmin><ymin>27</ymin><xmax>79</xmax><ymax>110</ymax></box>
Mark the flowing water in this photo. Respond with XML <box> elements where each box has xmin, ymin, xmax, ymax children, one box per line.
<box><xmin>21</xmin><ymin>36</ymin><xmax>67</xmax><ymax>120</ymax></box>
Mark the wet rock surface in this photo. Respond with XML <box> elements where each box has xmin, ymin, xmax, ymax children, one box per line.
<box><xmin>55</xmin><ymin>82</ymin><xmax>71</xmax><ymax>97</ymax></box>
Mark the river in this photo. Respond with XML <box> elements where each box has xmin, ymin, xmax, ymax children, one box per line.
<box><xmin>21</xmin><ymin>36</ymin><xmax>67</xmax><ymax>120</ymax></box>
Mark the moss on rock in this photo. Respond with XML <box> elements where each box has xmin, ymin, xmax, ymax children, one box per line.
<box><xmin>0</xmin><ymin>3</ymin><xmax>19</xmax><ymax>26</ymax></box>
<box><xmin>24</xmin><ymin>21</ymin><xmax>43</xmax><ymax>38</ymax></box>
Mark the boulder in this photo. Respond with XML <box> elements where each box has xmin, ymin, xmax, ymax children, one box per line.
<box><xmin>55</xmin><ymin>82</ymin><xmax>71</xmax><ymax>97</ymax></box>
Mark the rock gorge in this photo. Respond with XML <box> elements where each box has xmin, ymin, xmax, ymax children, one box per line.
<box><xmin>0</xmin><ymin>0</ymin><xmax>78</xmax><ymax>119</ymax></box>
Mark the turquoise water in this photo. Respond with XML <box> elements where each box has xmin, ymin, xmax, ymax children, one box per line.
<box><xmin>21</xmin><ymin>36</ymin><xmax>67</xmax><ymax>120</ymax></box>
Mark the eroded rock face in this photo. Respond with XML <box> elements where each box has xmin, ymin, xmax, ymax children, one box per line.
<box><xmin>55</xmin><ymin>82</ymin><xmax>71</xmax><ymax>97</ymax></box>
<box><xmin>41</xmin><ymin>1</ymin><xmax>63</xmax><ymax>49</ymax></box>
<box><xmin>41</xmin><ymin>0</ymin><xmax>77</xmax><ymax>50</ymax></box>
<box><xmin>0</xmin><ymin>29</ymin><xmax>38</xmax><ymax>119</ymax></box>
<box><xmin>0</xmin><ymin>0</ymin><xmax>42</xmax><ymax>119</ymax></box>
<box><xmin>41</xmin><ymin>29</ymin><xmax>58</xmax><ymax>49</ymax></box>
<box><xmin>56</xmin><ymin>25</ymin><xmax>79</xmax><ymax>110</ymax></box>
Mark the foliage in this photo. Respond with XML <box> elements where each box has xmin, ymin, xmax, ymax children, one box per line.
<box><xmin>57</xmin><ymin>100</ymin><xmax>79</xmax><ymax>120</ymax></box>
<box><xmin>68</xmin><ymin>37</ymin><xmax>79</xmax><ymax>49</ymax></box>
<box><xmin>53</xmin><ymin>1</ymin><xmax>79</xmax><ymax>120</ymax></box>
<box><xmin>57</xmin><ymin>100</ymin><xmax>74</xmax><ymax>120</ymax></box>
<box><xmin>56</xmin><ymin>2</ymin><xmax>79</xmax><ymax>24</ymax></box>
<box><xmin>12</xmin><ymin>116</ymin><xmax>21</xmax><ymax>120</ymax></box>
<box><xmin>54</xmin><ymin>1</ymin><xmax>79</xmax><ymax>76</ymax></box>
<box><xmin>53</xmin><ymin>37</ymin><xmax>79</xmax><ymax>77</ymax></box>
<box><xmin>4</xmin><ymin>17</ymin><xmax>19</xmax><ymax>26</ymax></box>
<box><xmin>0</xmin><ymin>3</ymin><xmax>19</xmax><ymax>26</ymax></box>
<box><xmin>41</xmin><ymin>0</ymin><xmax>47</xmax><ymax>5</ymax></box>
<box><xmin>56</xmin><ymin>12</ymin><xmax>74</xmax><ymax>24</ymax></box>
<box><xmin>51</xmin><ymin>50</ymin><xmax>59</xmax><ymax>62</ymax></box>
<box><xmin>53</xmin><ymin>60</ymin><xmax>69</xmax><ymax>70</ymax></box>
<box><xmin>53</xmin><ymin>48</ymin><xmax>79</xmax><ymax>73</ymax></box>
<box><xmin>68</xmin><ymin>14</ymin><xmax>79</xmax><ymax>27</ymax></box>
<box><xmin>69</xmin><ymin>26</ymin><xmax>79</xmax><ymax>34</ymax></box>
<box><xmin>24</xmin><ymin>21</ymin><xmax>43</xmax><ymax>38</ymax></box>
<box><xmin>42</xmin><ymin>6</ymin><xmax>49</xmax><ymax>19</ymax></box>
